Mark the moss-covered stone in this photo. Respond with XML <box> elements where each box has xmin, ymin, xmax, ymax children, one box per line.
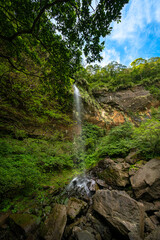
<box><xmin>9</xmin><ymin>213</ymin><xmax>40</xmax><ymax>237</ymax></box>
<box><xmin>67</xmin><ymin>197</ymin><xmax>87</xmax><ymax>220</ymax></box>
<box><xmin>40</xmin><ymin>204</ymin><xmax>67</xmax><ymax>240</ymax></box>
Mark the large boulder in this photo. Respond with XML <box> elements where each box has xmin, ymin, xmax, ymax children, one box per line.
<box><xmin>40</xmin><ymin>204</ymin><xmax>67</xmax><ymax>240</ymax></box>
<box><xmin>130</xmin><ymin>159</ymin><xmax>160</xmax><ymax>200</ymax></box>
<box><xmin>93</xmin><ymin>190</ymin><xmax>144</xmax><ymax>238</ymax></box>
<box><xmin>97</xmin><ymin>158</ymin><xmax>130</xmax><ymax>187</ymax></box>
<box><xmin>9</xmin><ymin>213</ymin><xmax>40</xmax><ymax>237</ymax></box>
<box><xmin>67</xmin><ymin>197</ymin><xmax>87</xmax><ymax>220</ymax></box>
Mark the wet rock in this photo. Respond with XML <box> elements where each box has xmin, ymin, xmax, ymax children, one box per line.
<box><xmin>87</xmin><ymin>179</ymin><xmax>99</xmax><ymax>192</ymax></box>
<box><xmin>66</xmin><ymin>176</ymin><xmax>92</xmax><ymax>197</ymax></box>
<box><xmin>97</xmin><ymin>158</ymin><xmax>130</xmax><ymax>187</ymax></box>
<box><xmin>144</xmin><ymin>226</ymin><xmax>160</xmax><ymax>240</ymax></box>
<box><xmin>130</xmin><ymin>159</ymin><xmax>160</xmax><ymax>200</ymax></box>
<box><xmin>9</xmin><ymin>213</ymin><xmax>40</xmax><ymax>237</ymax></box>
<box><xmin>93</xmin><ymin>189</ymin><xmax>144</xmax><ymax>238</ymax></box>
<box><xmin>40</xmin><ymin>204</ymin><xmax>67</xmax><ymax>240</ymax></box>
<box><xmin>67</xmin><ymin>198</ymin><xmax>87</xmax><ymax>220</ymax></box>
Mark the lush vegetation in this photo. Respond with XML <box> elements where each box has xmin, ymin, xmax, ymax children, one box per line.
<box><xmin>0</xmin><ymin>0</ymin><xmax>129</xmax><ymax>98</ymax></box>
<box><xmin>75</xmin><ymin>57</ymin><xmax>160</xmax><ymax>99</ymax></box>
<box><xmin>83</xmin><ymin>108</ymin><xmax>160</xmax><ymax>168</ymax></box>
<box><xmin>1</xmin><ymin>0</ymin><xmax>160</xmax><ymax>221</ymax></box>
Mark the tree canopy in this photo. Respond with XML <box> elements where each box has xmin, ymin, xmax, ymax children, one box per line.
<box><xmin>0</xmin><ymin>0</ymin><xmax>129</xmax><ymax>79</ymax></box>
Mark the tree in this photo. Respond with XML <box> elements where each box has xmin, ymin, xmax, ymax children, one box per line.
<box><xmin>133</xmin><ymin>119</ymin><xmax>160</xmax><ymax>158</ymax></box>
<box><xmin>0</xmin><ymin>0</ymin><xmax>129</xmax><ymax>82</ymax></box>
<box><xmin>130</xmin><ymin>58</ymin><xmax>147</xmax><ymax>67</ymax></box>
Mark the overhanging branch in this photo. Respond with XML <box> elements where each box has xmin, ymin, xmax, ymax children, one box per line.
<box><xmin>0</xmin><ymin>0</ymin><xmax>70</xmax><ymax>42</ymax></box>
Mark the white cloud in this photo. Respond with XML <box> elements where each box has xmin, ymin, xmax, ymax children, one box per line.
<box><xmin>110</xmin><ymin>0</ymin><xmax>160</xmax><ymax>43</ymax></box>
<box><xmin>155</xmin><ymin>2</ymin><xmax>160</xmax><ymax>22</ymax></box>
<box><xmin>98</xmin><ymin>48</ymin><xmax>120</xmax><ymax>67</ymax></box>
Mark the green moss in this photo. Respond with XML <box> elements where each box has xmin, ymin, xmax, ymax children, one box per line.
<box><xmin>97</xmin><ymin>168</ymin><xmax>118</xmax><ymax>186</ymax></box>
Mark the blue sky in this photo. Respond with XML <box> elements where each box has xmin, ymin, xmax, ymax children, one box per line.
<box><xmin>99</xmin><ymin>0</ymin><xmax>160</xmax><ymax>67</ymax></box>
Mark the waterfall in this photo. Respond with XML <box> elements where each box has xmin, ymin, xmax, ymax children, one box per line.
<box><xmin>73</xmin><ymin>84</ymin><xmax>85</xmax><ymax>169</ymax></box>
<box><xmin>66</xmin><ymin>84</ymin><xmax>92</xmax><ymax>197</ymax></box>
<box><xmin>73</xmin><ymin>84</ymin><xmax>81</xmax><ymax>130</ymax></box>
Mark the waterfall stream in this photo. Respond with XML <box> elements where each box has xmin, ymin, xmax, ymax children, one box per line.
<box><xmin>66</xmin><ymin>84</ymin><xmax>92</xmax><ymax>197</ymax></box>
<box><xmin>73</xmin><ymin>84</ymin><xmax>81</xmax><ymax>126</ymax></box>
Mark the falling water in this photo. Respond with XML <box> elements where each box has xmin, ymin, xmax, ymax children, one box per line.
<box><xmin>66</xmin><ymin>84</ymin><xmax>92</xmax><ymax>197</ymax></box>
<box><xmin>73</xmin><ymin>84</ymin><xmax>81</xmax><ymax>129</ymax></box>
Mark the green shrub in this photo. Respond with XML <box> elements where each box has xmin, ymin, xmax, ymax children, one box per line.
<box><xmin>133</xmin><ymin>119</ymin><xmax>160</xmax><ymax>158</ymax></box>
<box><xmin>41</xmin><ymin>154</ymin><xmax>74</xmax><ymax>172</ymax></box>
<box><xmin>82</xmin><ymin>123</ymin><xmax>105</xmax><ymax>152</ymax></box>
<box><xmin>0</xmin><ymin>154</ymin><xmax>42</xmax><ymax>197</ymax></box>
<box><xmin>84</xmin><ymin>122</ymin><xmax>134</xmax><ymax>167</ymax></box>
<box><xmin>0</xmin><ymin>136</ymin><xmax>73</xmax><ymax>198</ymax></box>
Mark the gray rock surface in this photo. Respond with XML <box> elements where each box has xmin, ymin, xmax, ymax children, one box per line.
<box><xmin>40</xmin><ymin>204</ymin><xmax>67</xmax><ymax>240</ymax></box>
<box><xmin>97</xmin><ymin>158</ymin><xmax>130</xmax><ymax>187</ymax></box>
<box><xmin>67</xmin><ymin>197</ymin><xmax>87</xmax><ymax>220</ymax></box>
<box><xmin>9</xmin><ymin>213</ymin><xmax>40</xmax><ymax>237</ymax></box>
<box><xmin>93</xmin><ymin>189</ymin><xmax>144</xmax><ymax>238</ymax></box>
<box><xmin>130</xmin><ymin>158</ymin><xmax>160</xmax><ymax>200</ymax></box>
<box><xmin>94</xmin><ymin>86</ymin><xmax>152</xmax><ymax>112</ymax></box>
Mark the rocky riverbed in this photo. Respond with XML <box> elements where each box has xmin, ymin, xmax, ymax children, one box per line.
<box><xmin>0</xmin><ymin>154</ymin><xmax>160</xmax><ymax>240</ymax></box>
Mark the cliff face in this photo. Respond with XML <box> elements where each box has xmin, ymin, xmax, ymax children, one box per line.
<box><xmin>83</xmin><ymin>86</ymin><xmax>160</xmax><ymax>128</ymax></box>
<box><xmin>0</xmin><ymin>84</ymin><xmax>159</xmax><ymax>139</ymax></box>
<box><xmin>94</xmin><ymin>86</ymin><xmax>152</xmax><ymax>112</ymax></box>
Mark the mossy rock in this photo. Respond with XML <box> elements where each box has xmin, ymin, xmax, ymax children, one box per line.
<box><xmin>9</xmin><ymin>213</ymin><xmax>40</xmax><ymax>237</ymax></box>
<box><xmin>97</xmin><ymin>168</ymin><xmax>118</xmax><ymax>186</ymax></box>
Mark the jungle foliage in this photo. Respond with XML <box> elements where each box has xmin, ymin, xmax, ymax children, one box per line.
<box><xmin>0</xmin><ymin>0</ymin><xmax>129</xmax><ymax>97</ymax></box>
<box><xmin>0</xmin><ymin>135</ymin><xmax>74</xmax><ymax>200</ymax></box>
<box><xmin>83</xmin><ymin>109</ymin><xmax>160</xmax><ymax>168</ymax></box>
<box><xmin>75</xmin><ymin>57</ymin><xmax>160</xmax><ymax>99</ymax></box>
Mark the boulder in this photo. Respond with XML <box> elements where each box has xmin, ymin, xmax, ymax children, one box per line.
<box><xmin>40</xmin><ymin>204</ymin><xmax>67</xmax><ymax>240</ymax></box>
<box><xmin>67</xmin><ymin>197</ymin><xmax>87</xmax><ymax>220</ymax></box>
<box><xmin>97</xmin><ymin>158</ymin><xmax>130</xmax><ymax>187</ymax></box>
<box><xmin>130</xmin><ymin>159</ymin><xmax>160</xmax><ymax>200</ymax></box>
<box><xmin>93</xmin><ymin>190</ymin><xmax>144</xmax><ymax>238</ymax></box>
<box><xmin>9</xmin><ymin>213</ymin><xmax>40</xmax><ymax>237</ymax></box>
